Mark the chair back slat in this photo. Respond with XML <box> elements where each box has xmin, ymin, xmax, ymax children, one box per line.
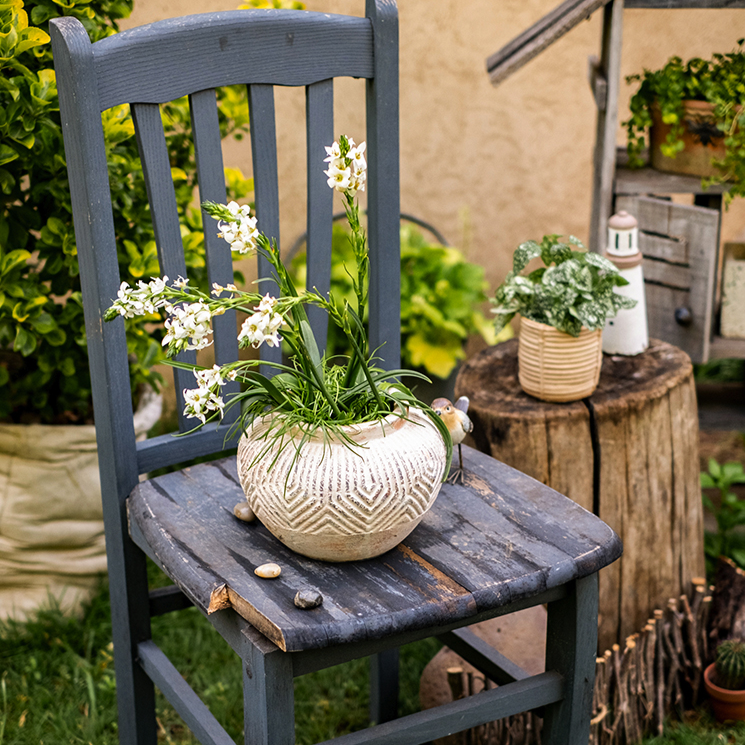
<box><xmin>131</xmin><ymin>102</ymin><xmax>197</xmax><ymax>432</ymax></box>
<box><xmin>92</xmin><ymin>11</ymin><xmax>374</xmax><ymax>111</ymax></box>
<box><xmin>52</xmin><ymin>2</ymin><xmax>400</xmax><ymax>477</ymax></box>
<box><xmin>248</xmin><ymin>83</ymin><xmax>282</xmax><ymax>370</ymax></box>
<box><xmin>190</xmin><ymin>89</ymin><xmax>240</xmax><ymax>420</ymax></box>
<box><xmin>365</xmin><ymin>0</ymin><xmax>400</xmax><ymax>371</ymax></box>
<box><xmin>304</xmin><ymin>79</ymin><xmax>334</xmax><ymax>353</ymax></box>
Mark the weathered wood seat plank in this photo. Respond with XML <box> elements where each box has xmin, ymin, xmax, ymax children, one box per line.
<box><xmin>128</xmin><ymin>444</ymin><xmax>622</xmax><ymax>652</ymax></box>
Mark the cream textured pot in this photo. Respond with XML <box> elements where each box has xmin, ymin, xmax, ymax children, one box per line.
<box><xmin>236</xmin><ymin>408</ymin><xmax>447</xmax><ymax>562</ymax></box>
<box><xmin>518</xmin><ymin>317</ymin><xmax>603</xmax><ymax>403</ymax></box>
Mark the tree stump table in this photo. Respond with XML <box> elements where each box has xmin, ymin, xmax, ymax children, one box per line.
<box><xmin>455</xmin><ymin>338</ymin><xmax>705</xmax><ymax>651</ymax></box>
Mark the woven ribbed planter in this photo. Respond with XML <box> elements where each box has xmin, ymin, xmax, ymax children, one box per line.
<box><xmin>517</xmin><ymin>317</ymin><xmax>603</xmax><ymax>403</ymax></box>
<box><xmin>236</xmin><ymin>408</ymin><xmax>447</xmax><ymax>562</ymax></box>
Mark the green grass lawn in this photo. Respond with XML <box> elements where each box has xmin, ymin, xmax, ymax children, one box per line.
<box><xmin>0</xmin><ymin>561</ymin><xmax>439</xmax><ymax>744</ymax></box>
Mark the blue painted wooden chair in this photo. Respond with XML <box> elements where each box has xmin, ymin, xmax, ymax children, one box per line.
<box><xmin>51</xmin><ymin>4</ymin><xmax>622</xmax><ymax>744</ymax></box>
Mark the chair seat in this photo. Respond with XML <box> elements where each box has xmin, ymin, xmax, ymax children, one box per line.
<box><xmin>128</xmin><ymin>444</ymin><xmax>622</xmax><ymax>653</ymax></box>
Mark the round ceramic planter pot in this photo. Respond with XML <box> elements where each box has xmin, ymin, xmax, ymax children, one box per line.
<box><xmin>650</xmin><ymin>100</ymin><xmax>726</xmax><ymax>178</ymax></box>
<box><xmin>236</xmin><ymin>408</ymin><xmax>447</xmax><ymax>562</ymax></box>
<box><xmin>704</xmin><ymin>663</ymin><xmax>745</xmax><ymax>722</ymax></box>
<box><xmin>518</xmin><ymin>317</ymin><xmax>603</xmax><ymax>403</ymax></box>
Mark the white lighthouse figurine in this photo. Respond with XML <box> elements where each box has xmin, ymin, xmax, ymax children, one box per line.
<box><xmin>602</xmin><ymin>210</ymin><xmax>649</xmax><ymax>356</ymax></box>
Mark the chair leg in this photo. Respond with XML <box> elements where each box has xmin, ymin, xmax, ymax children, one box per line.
<box><xmin>242</xmin><ymin>626</ymin><xmax>295</xmax><ymax>745</ymax></box>
<box><xmin>369</xmin><ymin>648</ymin><xmax>399</xmax><ymax>724</ymax></box>
<box><xmin>542</xmin><ymin>574</ymin><xmax>599</xmax><ymax>745</ymax></box>
<box><xmin>110</xmin><ymin>547</ymin><xmax>157</xmax><ymax>745</ymax></box>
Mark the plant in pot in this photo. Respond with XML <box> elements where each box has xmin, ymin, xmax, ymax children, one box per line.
<box><xmin>105</xmin><ymin>135</ymin><xmax>452</xmax><ymax>563</ymax></box>
<box><xmin>0</xmin><ymin>0</ymin><xmax>251</xmax><ymax>618</ymax></box>
<box><xmin>290</xmin><ymin>221</ymin><xmax>511</xmax><ymax>401</ymax></box>
<box><xmin>705</xmin><ymin>638</ymin><xmax>745</xmax><ymax>722</ymax></box>
<box><xmin>491</xmin><ymin>234</ymin><xmax>636</xmax><ymax>403</ymax></box>
<box><xmin>625</xmin><ymin>43</ymin><xmax>745</xmax><ymax>202</ymax></box>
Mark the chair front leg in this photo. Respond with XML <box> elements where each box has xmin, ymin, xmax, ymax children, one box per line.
<box><xmin>542</xmin><ymin>574</ymin><xmax>599</xmax><ymax>745</ymax></box>
<box><xmin>242</xmin><ymin>626</ymin><xmax>295</xmax><ymax>745</ymax></box>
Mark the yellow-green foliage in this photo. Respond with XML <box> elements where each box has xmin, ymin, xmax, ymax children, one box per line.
<box><xmin>0</xmin><ymin>0</ymin><xmax>253</xmax><ymax>422</ymax></box>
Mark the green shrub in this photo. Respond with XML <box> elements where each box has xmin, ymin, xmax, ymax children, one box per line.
<box><xmin>290</xmin><ymin>223</ymin><xmax>506</xmax><ymax>380</ymax></box>
<box><xmin>0</xmin><ymin>0</ymin><xmax>252</xmax><ymax>423</ymax></box>
<box><xmin>625</xmin><ymin>44</ymin><xmax>745</xmax><ymax>203</ymax></box>
<box><xmin>702</xmin><ymin>458</ymin><xmax>745</xmax><ymax>574</ymax></box>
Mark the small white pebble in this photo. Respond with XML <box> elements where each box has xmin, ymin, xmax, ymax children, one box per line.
<box><xmin>255</xmin><ymin>563</ymin><xmax>281</xmax><ymax>579</ymax></box>
<box><xmin>234</xmin><ymin>501</ymin><xmax>256</xmax><ymax>522</ymax></box>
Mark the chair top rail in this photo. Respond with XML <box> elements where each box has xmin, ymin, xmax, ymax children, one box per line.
<box><xmin>89</xmin><ymin>10</ymin><xmax>374</xmax><ymax>111</ymax></box>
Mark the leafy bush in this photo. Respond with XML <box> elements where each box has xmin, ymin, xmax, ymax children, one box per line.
<box><xmin>491</xmin><ymin>234</ymin><xmax>635</xmax><ymax>337</ymax></box>
<box><xmin>290</xmin><ymin>223</ymin><xmax>504</xmax><ymax>380</ymax></box>
<box><xmin>702</xmin><ymin>458</ymin><xmax>745</xmax><ymax>573</ymax></box>
<box><xmin>625</xmin><ymin>44</ymin><xmax>745</xmax><ymax>202</ymax></box>
<box><xmin>0</xmin><ymin>0</ymin><xmax>252</xmax><ymax>423</ymax></box>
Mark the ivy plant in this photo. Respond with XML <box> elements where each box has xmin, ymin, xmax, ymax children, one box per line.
<box><xmin>625</xmin><ymin>42</ymin><xmax>745</xmax><ymax>203</ymax></box>
<box><xmin>291</xmin><ymin>223</ymin><xmax>507</xmax><ymax>380</ymax></box>
<box><xmin>491</xmin><ymin>234</ymin><xmax>635</xmax><ymax>337</ymax></box>
<box><xmin>0</xmin><ymin>0</ymin><xmax>253</xmax><ymax>423</ymax></box>
<box><xmin>702</xmin><ymin>458</ymin><xmax>745</xmax><ymax>574</ymax></box>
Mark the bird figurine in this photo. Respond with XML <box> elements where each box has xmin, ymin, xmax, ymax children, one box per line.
<box><xmin>432</xmin><ymin>396</ymin><xmax>473</xmax><ymax>484</ymax></box>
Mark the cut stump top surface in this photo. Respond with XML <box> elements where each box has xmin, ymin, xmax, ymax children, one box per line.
<box><xmin>128</xmin><ymin>445</ymin><xmax>621</xmax><ymax>653</ymax></box>
<box><xmin>456</xmin><ymin>338</ymin><xmax>692</xmax><ymax>420</ymax></box>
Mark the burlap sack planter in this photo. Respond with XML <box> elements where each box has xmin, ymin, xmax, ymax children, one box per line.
<box><xmin>0</xmin><ymin>390</ymin><xmax>161</xmax><ymax>620</ymax></box>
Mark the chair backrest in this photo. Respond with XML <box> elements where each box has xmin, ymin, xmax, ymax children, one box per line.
<box><xmin>50</xmin><ymin>3</ymin><xmax>400</xmax><ymax>516</ymax></box>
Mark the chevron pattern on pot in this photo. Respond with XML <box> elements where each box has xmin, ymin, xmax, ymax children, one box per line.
<box><xmin>236</xmin><ymin>408</ymin><xmax>447</xmax><ymax>552</ymax></box>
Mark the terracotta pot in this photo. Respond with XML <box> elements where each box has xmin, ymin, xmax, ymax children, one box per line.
<box><xmin>704</xmin><ymin>662</ymin><xmax>745</xmax><ymax>722</ymax></box>
<box><xmin>517</xmin><ymin>317</ymin><xmax>603</xmax><ymax>403</ymax></box>
<box><xmin>236</xmin><ymin>408</ymin><xmax>447</xmax><ymax>562</ymax></box>
<box><xmin>650</xmin><ymin>100</ymin><xmax>727</xmax><ymax>178</ymax></box>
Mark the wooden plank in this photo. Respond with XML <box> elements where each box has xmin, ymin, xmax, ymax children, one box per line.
<box><xmin>589</xmin><ymin>0</ymin><xmax>624</xmax><ymax>253</ymax></box>
<box><xmin>486</xmin><ymin>0</ymin><xmax>610</xmax><ymax>86</ymax></box>
<box><xmin>616</xmin><ymin>195</ymin><xmax>719</xmax><ymax>363</ymax></box>
<box><xmin>641</xmin><ymin>233</ymin><xmax>688</xmax><ymax>264</ymax></box>
<box><xmin>148</xmin><ymin>585</ymin><xmax>193</xmax><ymax>617</ymax></box>
<box><xmin>249</xmin><ymin>84</ymin><xmax>282</xmax><ymax>371</ymax></box>
<box><xmin>438</xmin><ymin>627</ymin><xmax>530</xmax><ymax>685</ymax></box>
<box><xmin>93</xmin><ymin>11</ymin><xmax>374</xmax><ymax>111</ymax></box>
<box><xmin>137</xmin><ymin>641</ymin><xmax>236</xmax><ymax>745</ymax></box>
<box><xmin>616</xmin><ymin>165</ymin><xmax>730</xmax><ymax>195</ymax></box>
<box><xmin>366</xmin><ymin>0</ymin><xmax>401</xmax><ymax>371</ymax></box>
<box><xmin>190</xmin><ymin>89</ymin><xmax>240</xmax><ymax>420</ymax></box>
<box><xmin>128</xmin><ymin>447</ymin><xmax>621</xmax><ymax>653</ymax></box>
<box><xmin>50</xmin><ymin>20</ymin><xmax>157</xmax><ymax>745</ymax></box>
<box><xmin>625</xmin><ymin>0</ymin><xmax>745</xmax><ymax>6</ymax></box>
<box><xmin>542</xmin><ymin>576</ymin><xmax>598</xmax><ymax>745</ymax></box>
<box><xmin>131</xmin><ymin>102</ymin><xmax>196</xmax><ymax>431</ymax></box>
<box><xmin>304</xmin><ymin>79</ymin><xmax>334</xmax><ymax>354</ymax></box>
<box><xmin>643</xmin><ymin>259</ymin><xmax>691</xmax><ymax>290</ymax></box>
<box><xmin>314</xmin><ymin>672</ymin><xmax>564</xmax><ymax>745</ymax></box>
<box><xmin>709</xmin><ymin>336</ymin><xmax>745</xmax><ymax>358</ymax></box>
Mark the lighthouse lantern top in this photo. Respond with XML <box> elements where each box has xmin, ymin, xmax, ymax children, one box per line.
<box><xmin>607</xmin><ymin>210</ymin><xmax>639</xmax><ymax>257</ymax></box>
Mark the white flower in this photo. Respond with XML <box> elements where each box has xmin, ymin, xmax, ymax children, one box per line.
<box><xmin>109</xmin><ymin>275</ymin><xmax>170</xmax><ymax>318</ymax></box>
<box><xmin>173</xmin><ymin>276</ymin><xmax>189</xmax><ymax>289</ymax></box>
<box><xmin>349</xmin><ymin>142</ymin><xmax>366</xmax><ymax>173</ymax></box>
<box><xmin>162</xmin><ymin>300</ymin><xmax>214</xmax><ymax>354</ymax></box>
<box><xmin>324</xmin><ymin>142</ymin><xmax>341</xmax><ymax>162</ymax></box>
<box><xmin>237</xmin><ymin>296</ymin><xmax>284</xmax><ymax>349</ymax></box>
<box><xmin>182</xmin><ymin>364</ymin><xmax>227</xmax><ymax>424</ymax></box>
<box><xmin>325</xmin><ymin>165</ymin><xmax>352</xmax><ymax>192</ymax></box>
<box><xmin>217</xmin><ymin>202</ymin><xmax>259</xmax><ymax>255</ymax></box>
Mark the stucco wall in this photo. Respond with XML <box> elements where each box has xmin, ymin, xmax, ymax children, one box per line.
<box><xmin>121</xmin><ymin>1</ymin><xmax>745</xmax><ymax>293</ymax></box>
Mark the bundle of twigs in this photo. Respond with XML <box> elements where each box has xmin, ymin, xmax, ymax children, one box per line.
<box><xmin>444</xmin><ymin>579</ymin><xmax>712</xmax><ymax>745</ymax></box>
